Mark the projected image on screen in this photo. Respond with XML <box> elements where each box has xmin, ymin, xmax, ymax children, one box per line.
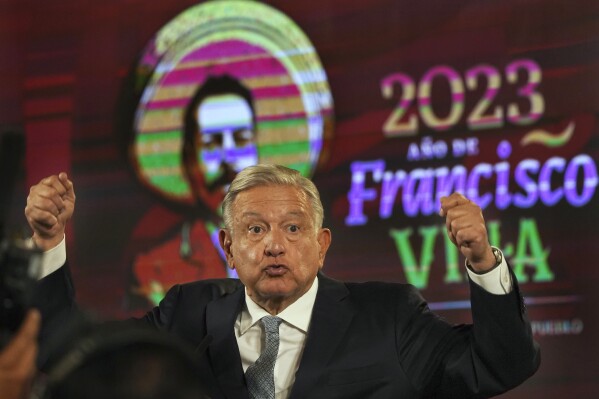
<box><xmin>190</xmin><ymin>79</ymin><xmax>257</xmax><ymax>186</ymax></box>
<box><xmin>181</xmin><ymin>75</ymin><xmax>259</xmax><ymax>212</ymax></box>
<box><xmin>127</xmin><ymin>1</ymin><xmax>334</xmax><ymax>304</ymax></box>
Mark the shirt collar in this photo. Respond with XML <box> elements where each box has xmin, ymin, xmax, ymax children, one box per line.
<box><xmin>240</xmin><ymin>276</ymin><xmax>319</xmax><ymax>335</ymax></box>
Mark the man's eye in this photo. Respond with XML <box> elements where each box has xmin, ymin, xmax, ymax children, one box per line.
<box><xmin>288</xmin><ymin>225</ymin><xmax>299</xmax><ymax>233</ymax></box>
<box><xmin>249</xmin><ymin>226</ymin><xmax>263</xmax><ymax>234</ymax></box>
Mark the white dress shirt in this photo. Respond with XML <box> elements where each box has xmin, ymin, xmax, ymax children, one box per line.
<box><xmin>38</xmin><ymin>235</ymin><xmax>67</xmax><ymax>278</ymax></box>
<box><xmin>236</xmin><ymin>278</ymin><xmax>318</xmax><ymax>399</ymax></box>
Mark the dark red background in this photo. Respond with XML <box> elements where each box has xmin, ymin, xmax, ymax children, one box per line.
<box><xmin>2</xmin><ymin>0</ymin><xmax>598</xmax><ymax>397</ymax></box>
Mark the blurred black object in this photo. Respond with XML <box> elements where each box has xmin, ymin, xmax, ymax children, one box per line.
<box><xmin>0</xmin><ymin>129</ymin><xmax>25</xmax><ymax>231</ymax></box>
<box><xmin>0</xmin><ymin>129</ymin><xmax>42</xmax><ymax>347</ymax></box>
<box><xmin>0</xmin><ymin>237</ymin><xmax>42</xmax><ymax>346</ymax></box>
<box><xmin>32</xmin><ymin>316</ymin><xmax>210</xmax><ymax>399</ymax></box>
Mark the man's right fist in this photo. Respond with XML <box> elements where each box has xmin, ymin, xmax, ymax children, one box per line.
<box><xmin>24</xmin><ymin>172</ymin><xmax>75</xmax><ymax>250</ymax></box>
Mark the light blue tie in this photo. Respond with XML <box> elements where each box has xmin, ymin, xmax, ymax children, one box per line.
<box><xmin>246</xmin><ymin>316</ymin><xmax>283</xmax><ymax>399</ymax></box>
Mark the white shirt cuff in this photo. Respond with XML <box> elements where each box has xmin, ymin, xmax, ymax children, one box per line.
<box><xmin>39</xmin><ymin>235</ymin><xmax>67</xmax><ymax>279</ymax></box>
<box><xmin>466</xmin><ymin>249</ymin><xmax>512</xmax><ymax>295</ymax></box>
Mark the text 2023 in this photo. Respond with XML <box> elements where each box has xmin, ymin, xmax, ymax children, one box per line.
<box><xmin>381</xmin><ymin>59</ymin><xmax>543</xmax><ymax>136</ymax></box>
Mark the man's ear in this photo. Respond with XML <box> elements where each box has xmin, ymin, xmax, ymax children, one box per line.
<box><xmin>317</xmin><ymin>228</ymin><xmax>332</xmax><ymax>269</ymax></box>
<box><xmin>219</xmin><ymin>229</ymin><xmax>235</xmax><ymax>269</ymax></box>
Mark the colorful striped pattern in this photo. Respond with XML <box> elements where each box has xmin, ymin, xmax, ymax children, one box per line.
<box><xmin>131</xmin><ymin>1</ymin><xmax>333</xmax><ymax>204</ymax></box>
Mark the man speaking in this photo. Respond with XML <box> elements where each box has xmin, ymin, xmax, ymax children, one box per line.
<box><xmin>26</xmin><ymin>164</ymin><xmax>539</xmax><ymax>398</ymax></box>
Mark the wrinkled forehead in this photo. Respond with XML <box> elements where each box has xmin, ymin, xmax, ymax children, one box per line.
<box><xmin>232</xmin><ymin>185</ymin><xmax>312</xmax><ymax>216</ymax></box>
<box><xmin>197</xmin><ymin>94</ymin><xmax>253</xmax><ymax>132</ymax></box>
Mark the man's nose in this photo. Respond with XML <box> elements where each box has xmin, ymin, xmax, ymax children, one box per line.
<box><xmin>265</xmin><ymin>230</ymin><xmax>285</xmax><ymax>258</ymax></box>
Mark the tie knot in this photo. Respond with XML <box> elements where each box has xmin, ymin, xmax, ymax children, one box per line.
<box><xmin>261</xmin><ymin>316</ymin><xmax>282</xmax><ymax>334</ymax></box>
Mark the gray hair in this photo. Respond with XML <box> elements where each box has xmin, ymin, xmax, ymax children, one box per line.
<box><xmin>222</xmin><ymin>164</ymin><xmax>324</xmax><ymax>231</ymax></box>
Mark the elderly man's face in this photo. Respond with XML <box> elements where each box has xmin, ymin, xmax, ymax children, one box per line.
<box><xmin>219</xmin><ymin>185</ymin><xmax>331</xmax><ymax>313</ymax></box>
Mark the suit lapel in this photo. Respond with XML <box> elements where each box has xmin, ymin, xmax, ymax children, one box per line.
<box><xmin>206</xmin><ymin>286</ymin><xmax>249</xmax><ymax>399</ymax></box>
<box><xmin>290</xmin><ymin>275</ymin><xmax>354</xmax><ymax>399</ymax></box>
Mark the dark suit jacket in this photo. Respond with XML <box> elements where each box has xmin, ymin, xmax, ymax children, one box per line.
<box><xmin>36</xmin><ymin>265</ymin><xmax>539</xmax><ymax>399</ymax></box>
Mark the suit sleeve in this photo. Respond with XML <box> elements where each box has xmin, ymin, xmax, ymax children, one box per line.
<box><xmin>396</xmin><ymin>267</ymin><xmax>540</xmax><ymax>398</ymax></box>
<box><xmin>140</xmin><ymin>283</ymin><xmax>184</xmax><ymax>330</ymax></box>
<box><xmin>33</xmin><ymin>262</ymin><xmax>78</xmax><ymax>368</ymax></box>
<box><xmin>33</xmin><ymin>261</ymin><xmax>182</xmax><ymax>337</ymax></box>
